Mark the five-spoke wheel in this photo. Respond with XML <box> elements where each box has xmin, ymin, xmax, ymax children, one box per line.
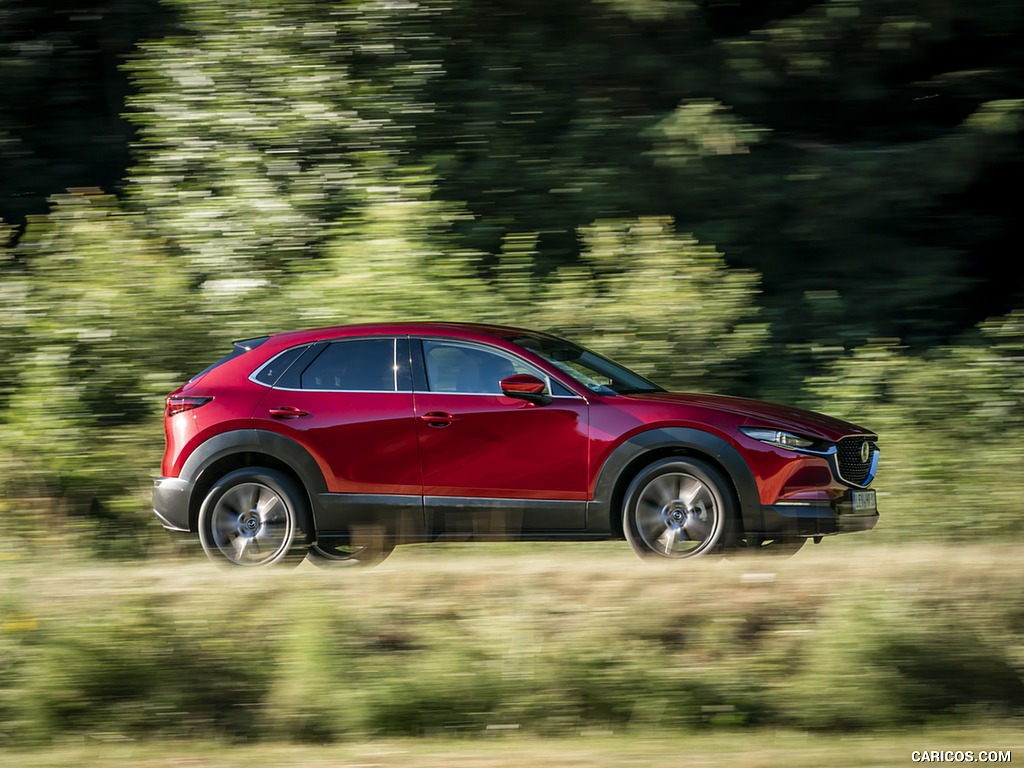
<box><xmin>623</xmin><ymin>457</ymin><xmax>734</xmax><ymax>559</ymax></box>
<box><xmin>198</xmin><ymin>468</ymin><xmax>311</xmax><ymax>567</ymax></box>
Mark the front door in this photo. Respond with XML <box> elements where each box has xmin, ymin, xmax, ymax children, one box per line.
<box><xmin>412</xmin><ymin>338</ymin><xmax>590</xmax><ymax>534</ymax></box>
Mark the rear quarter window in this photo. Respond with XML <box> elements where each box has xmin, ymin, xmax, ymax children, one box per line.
<box><xmin>251</xmin><ymin>345</ymin><xmax>310</xmax><ymax>387</ymax></box>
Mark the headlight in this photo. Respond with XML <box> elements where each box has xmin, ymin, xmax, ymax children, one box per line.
<box><xmin>738</xmin><ymin>426</ymin><xmax>816</xmax><ymax>450</ymax></box>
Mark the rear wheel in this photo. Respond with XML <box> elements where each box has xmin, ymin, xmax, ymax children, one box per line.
<box><xmin>623</xmin><ymin>457</ymin><xmax>734</xmax><ymax>560</ymax></box>
<box><xmin>198</xmin><ymin>468</ymin><xmax>311</xmax><ymax>568</ymax></box>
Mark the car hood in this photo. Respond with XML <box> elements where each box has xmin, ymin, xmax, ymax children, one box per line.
<box><xmin>625</xmin><ymin>392</ymin><xmax>875</xmax><ymax>442</ymax></box>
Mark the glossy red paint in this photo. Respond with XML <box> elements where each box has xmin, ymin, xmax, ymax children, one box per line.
<box><xmin>413</xmin><ymin>391</ymin><xmax>590</xmax><ymax>499</ymax></box>
<box><xmin>161</xmin><ymin>380</ymin><xmax>266</xmax><ymax>477</ymax></box>
<box><xmin>586</xmin><ymin>392</ymin><xmax>867</xmax><ymax>507</ymax></box>
<box><xmin>254</xmin><ymin>389</ymin><xmax>421</xmax><ymax>495</ymax></box>
<box><xmin>156</xmin><ymin>322</ymin><xmax>879</xmax><ymax>560</ymax></box>
<box><xmin>500</xmin><ymin>373</ymin><xmax>547</xmax><ymax>396</ymax></box>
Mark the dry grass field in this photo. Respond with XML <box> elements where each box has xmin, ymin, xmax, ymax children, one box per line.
<box><xmin>1</xmin><ymin>540</ymin><xmax>1021</xmax><ymax>766</ymax></box>
<box><xmin>4</xmin><ymin>725</ymin><xmax>1021</xmax><ymax>768</ymax></box>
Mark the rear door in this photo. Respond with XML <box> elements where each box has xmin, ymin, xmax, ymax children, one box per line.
<box><xmin>252</xmin><ymin>336</ymin><xmax>422</xmax><ymax>534</ymax></box>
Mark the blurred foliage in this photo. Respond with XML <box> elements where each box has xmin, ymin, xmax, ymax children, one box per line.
<box><xmin>1</xmin><ymin>549</ymin><xmax>1022</xmax><ymax>742</ymax></box>
<box><xmin>0</xmin><ymin>193</ymin><xmax>206</xmax><ymax>551</ymax></box>
<box><xmin>117</xmin><ymin>0</ymin><xmax>1024</xmax><ymax>360</ymax></box>
<box><xmin>781</xmin><ymin>591</ymin><xmax>1024</xmax><ymax>729</ymax></box>
<box><xmin>0</xmin><ymin>187</ymin><xmax>765</xmax><ymax>547</ymax></box>
<box><xmin>9</xmin><ymin>598</ymin><xmax>271</xmax><ymax>741</ymax></box>
<box><xmin>124</xmin><ymin>0</ymin><xmax>441</xmax><ymax>280</ymax></box>
<box><xmin>1</xmin><ymin>0</ymin><xmax>1023</xmax><ymax>547</ymax></box>
<box><xmin>406</xmin><ymin>0</ymin><xmax>1024</xmax><ymax>383</ymax></box>
<box><xmin>279</xmin><ymin>200</ymin><xmax>768</xmax><ymax>393</ymax></box>
<box><xmin>809</xmin><ymin>310</ymin><xmax>1024</xmax><ymax>538</ymax></box>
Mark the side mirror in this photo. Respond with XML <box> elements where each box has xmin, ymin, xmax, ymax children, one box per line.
<box><xmin>500</xmin><ymin>373</ymin><xmax>551</xmax><ymax>405</ymax></box>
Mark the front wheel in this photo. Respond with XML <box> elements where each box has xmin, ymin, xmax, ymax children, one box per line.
<box><xmin>198</xmin><ymin>468</ymin><xmax>311</xmax><ymax>568</ymax></box>
<box><xmin>622</xmin><ymin>457</ymin><xmax>735</xmax><ymax>560</ymax></box>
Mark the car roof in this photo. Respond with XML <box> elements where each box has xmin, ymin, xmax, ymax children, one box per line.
<box><xmin>262</xmin><ymin>322</ymin><xmax>550</xmax><ymax>345</ymax></box>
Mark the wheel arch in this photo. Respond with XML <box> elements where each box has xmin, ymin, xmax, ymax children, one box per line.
<box><xmin>587</xmin><ymin>427</ymin><xmax>760</xmax><ymax>540</ymax></box>
<box><xmin>179</xmin><ymin>429</ymin><xmax>328</xmax><ymax>532</ymax></box>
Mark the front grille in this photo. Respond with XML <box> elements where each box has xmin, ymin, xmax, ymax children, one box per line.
<box><xmin>836</xmin><ymin>436</ymin><xmax>877</xmax><ymax>486</ymax></box>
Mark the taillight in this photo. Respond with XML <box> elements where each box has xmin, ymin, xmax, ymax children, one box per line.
<box><xmin>165</xmin><ymin>396</ymin><xmax>212</xmax><ymax>418</ymax></box>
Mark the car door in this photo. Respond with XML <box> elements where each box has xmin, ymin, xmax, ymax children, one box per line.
<box><xmin>253</xmin><ymin>336</ymin><xmax>423</xmax><ymax>536</ymax></box>
<box><xmin>412</xmin><ymin>338</ymin><xmax>590</xmax><ymax>534</ymax></box>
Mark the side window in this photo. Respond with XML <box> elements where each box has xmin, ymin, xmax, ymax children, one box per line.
<box><xmin>300</xmin><ymin>339</ymin><xmax>397</xmax><ymax>392</ymax></box>
<box><xmin>423</xmin><ymin>341</ymin><xmax>539</xmax><ymax>395</ymax></box>
<box><xmin>252</xmin><ymin>344</ymin><xmax>309</xmax><ymax>387</ymax></box>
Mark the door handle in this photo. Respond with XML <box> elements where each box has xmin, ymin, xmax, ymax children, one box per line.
<box><xmin>419</xmin><ymin>411</ymin><xmax>456</xmax><ymax>427</ymax></box>
<box><xmin>269</xmin><ymin>406</ymin><xmax>310</xmax><ymax>419</ymax></box>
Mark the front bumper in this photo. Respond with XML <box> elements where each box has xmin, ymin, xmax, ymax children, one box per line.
<box><xmin>758</xmin><ymin>489</ymin><xmax>879</xmax><ymax>538</ymax></box>
<box><xmin>152</xmin><ymin>476</ymin><xmax>194</xmax><ymax>532</ymax></box>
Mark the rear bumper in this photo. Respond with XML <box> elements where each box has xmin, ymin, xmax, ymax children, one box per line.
<box><xmin>152</xmin><ymin>477</ymin><xmax>194</xmax><ymax>532</ymax></box>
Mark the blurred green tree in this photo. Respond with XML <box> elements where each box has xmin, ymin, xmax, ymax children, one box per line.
<box><xmin>809</xmin><ymin>309</ymin><xmax>1024</xmax><ymax>538</ymax></box>
<box><xmin>0</xmin><ymin>193</ymin><xmax>203</xmax><ymax>551</ymax></box>
<box><xmin>121</xmin><ymin>0</ymin><xmax>1024</xmax><ymax>397</ymax></box>
<box><xmin>416</xmin><ymin>0</ymin><xmax>1024</xmax><ymax>390</ymax></box>
<box><xmin>2</xmin><ymin>0</ymin><xmax>1023</xmax><ymax>549</ymax></box>
<box><xmin>278</xmin><ymin>184</ymin><xmax>768</xmax><ymax>393</ymax></box>
<box><xmin>125</xmin><ymin>0</ymin><xmax>442</xmax><ymax>282</ymax></box>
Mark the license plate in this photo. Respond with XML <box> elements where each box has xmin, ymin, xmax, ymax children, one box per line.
<box><xmin>851</xmin><ymin>490</ymin><xmax>876</xmax><ymax>512</ymax></box>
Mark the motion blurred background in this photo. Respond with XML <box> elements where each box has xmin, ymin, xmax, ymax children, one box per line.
<box><xmin>0</xmin><ymin>0</ymin><xmax>1022</xmax><ymax>757</ymax></box>
<box><xmin>2</xmin><ymin>0</ymin><xmax>1022</xmax><ymax>548</ymax></box>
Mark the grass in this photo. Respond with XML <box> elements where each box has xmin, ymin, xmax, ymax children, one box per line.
<box><xmin>5</xmin><ymin>726</ymin><xmax>1022</xmax><ymax>767</ymax></box>
<box><xmin>1</xmin><ymin>540</ymin><xmax>1022</xmax><ymax>761</ymax></box>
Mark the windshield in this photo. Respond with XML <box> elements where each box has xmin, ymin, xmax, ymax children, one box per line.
<box><xmin>511</xmin><ymin>334</ymin><xmax>663</xmax><ymax>396</ymax></box>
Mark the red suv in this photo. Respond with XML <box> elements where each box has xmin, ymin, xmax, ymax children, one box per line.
<box><xmin>154</xmin><ymin>323</ymin><xmax>879</xmax><ymax>567</ymax></box>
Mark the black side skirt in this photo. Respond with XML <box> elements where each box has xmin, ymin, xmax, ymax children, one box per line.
<box><xmin>315</xmin><ymin>493</ymin><xmax>591</xmax><ymax>542</ymax></box>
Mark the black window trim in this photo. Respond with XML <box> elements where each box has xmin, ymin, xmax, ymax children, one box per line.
<box><xmin>252</xmin><ymin>336</ymin><xmax>411</xmax><ymax>393</ymax></box>
<box><xmin>411</xmin><ymin>336</ymin><xmax>586</xmax><ymax>400</ymax></box>
<box><xmin>248</xmin><ymin>343</ymin><xmax>315</xmax><ymax>388</ymax></box>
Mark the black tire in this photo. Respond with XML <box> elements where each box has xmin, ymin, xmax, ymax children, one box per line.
<box><xmin>198</xmin><ymin>468</ymin><xmax>311</xmax><ymax>568</ymax></box>
<box><xmin>622</xmin><ymin>457</ymin><xmax>735</xmax><ymax>560</ymax></box>
<box><xmin>306</xmin><ymin>526</ymin><xmax>395</xmax><ymax>569</ymax></box>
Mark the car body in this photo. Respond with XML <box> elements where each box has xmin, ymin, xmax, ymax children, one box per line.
<box><xmin>153</xmin><ymin>323</ymin><xmax>879</xmax><ymax>567</ymax></box>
